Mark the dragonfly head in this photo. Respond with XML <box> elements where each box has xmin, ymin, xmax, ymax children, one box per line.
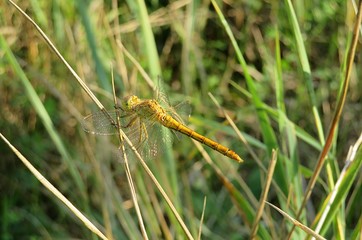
<box><xmin>123</xmin><ymin>95</ymin><xmax>140</xmax><ymax>111</ymax></box>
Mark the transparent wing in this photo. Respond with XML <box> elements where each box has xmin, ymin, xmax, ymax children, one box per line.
<box><xmin>153</xmin><ymin>76</ymin><xmax>169</xmax><ymax>103</ymax></box>
<box><xmin>152</xmin><ymin>77</ymin><xmax>191</xmax><ymax>123</ymax></box>
<box><xmin>167</xmin><ymin>100</ymin><xmax>191</xmax><ymax>125</ymax></box>
<box><xmin>82</xmin><ymin>110</ymin><xmax>120</xmax><ymax>135</ymax></box>
<box><xmin>82</xmin><ymin>109</ymin><xmax>170</xmax><ymax>162</ymax></box>
<box><xmin>143</xmin><ymin>119</ymin><xmax>173</xmax><ymax>159</ymax></box>
<box><xmin>82</xmin><ymin>110</ymin><xmax>152</xmax><ymax>140</ymax></box>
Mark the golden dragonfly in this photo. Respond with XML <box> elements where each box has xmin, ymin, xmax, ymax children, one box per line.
<box><xmin>82</xmin><ymin>95</ymin><xmax>242</xmax><ymax>163</ymax></box>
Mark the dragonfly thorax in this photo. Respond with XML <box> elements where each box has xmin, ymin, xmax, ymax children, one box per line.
<box><xmin>123</xmin><ymin>95</ymin><xmax>164</xmax><ymax>118</ymax></box>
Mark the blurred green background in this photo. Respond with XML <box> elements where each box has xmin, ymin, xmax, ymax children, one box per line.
<box><xmin>1</xmin><ymin>0</ymin><xmax>361</xmax><ymax>239</ymax></box>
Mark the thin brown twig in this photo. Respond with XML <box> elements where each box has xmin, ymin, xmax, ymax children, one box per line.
<box><xmin>250</xmin><ymin>150</ymin><xmax>277</xmax><ymax>238</ymax></box>
<box><xmin>266</xmin><ymin>202</ymin><xmax>326</xmax><ymax>240</ymax></box>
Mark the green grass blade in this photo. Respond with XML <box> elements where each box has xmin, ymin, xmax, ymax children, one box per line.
<box><xmin>75</xmin><ymin>0</ymin><xmax>110</xmax><ymax>91</ymax></box>
<box><xmin>284</xmin><ymin>0</ymin><xmax>324</xmax><ymax>144</ymax></box>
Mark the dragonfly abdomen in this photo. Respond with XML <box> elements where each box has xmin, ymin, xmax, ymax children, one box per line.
<box><xmin>161</xmin><ymin>115</ymin><xmax>242</xmax><ymax>163</ymax></box>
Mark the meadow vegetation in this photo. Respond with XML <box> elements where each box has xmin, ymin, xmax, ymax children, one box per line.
<box><xmin>0</xmin><ymin>0</ymin><xmax>361</xmax><ymax>239</ymax></box>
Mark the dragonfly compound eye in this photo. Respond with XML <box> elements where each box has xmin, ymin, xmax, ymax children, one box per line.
<box><xmin>124</xmin><ymin>95</ymin><xmax>140</xmax><ymax>110</ymax></box>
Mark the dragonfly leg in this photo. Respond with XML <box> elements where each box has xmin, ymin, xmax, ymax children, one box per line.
<box><xmin>121</xmin><ymin>116</ymin><xmax>138</xmax><ymax>128</ymax></box>
<box><xmin>141</xmin><ymin>122</ymin><xmax>148</xmax><ymax>143</ymax></box>
<box><xmin>132</xmin><ymin>122</ymin><xmax>148</xmax><ymax>151</ymax></box>
<box><xmin>113</xmin><ymin>105</ymin><xmax>132</xmax><ymax>118</ymax></box>
<box><xmin>114</xmin><ymin>104</ymin><xmax>125</xmax><ymax>111</ymax></box>
<box><xmin>137</xmin><ymin>122</ymin><xmax>148</xmax><ymax>146</ymax></box>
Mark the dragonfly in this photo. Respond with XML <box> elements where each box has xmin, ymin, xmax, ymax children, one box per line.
<box><xmin>82</xmin><ymin>95</ymin><xmax>243</xmax><ymax>163</ymax></box>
